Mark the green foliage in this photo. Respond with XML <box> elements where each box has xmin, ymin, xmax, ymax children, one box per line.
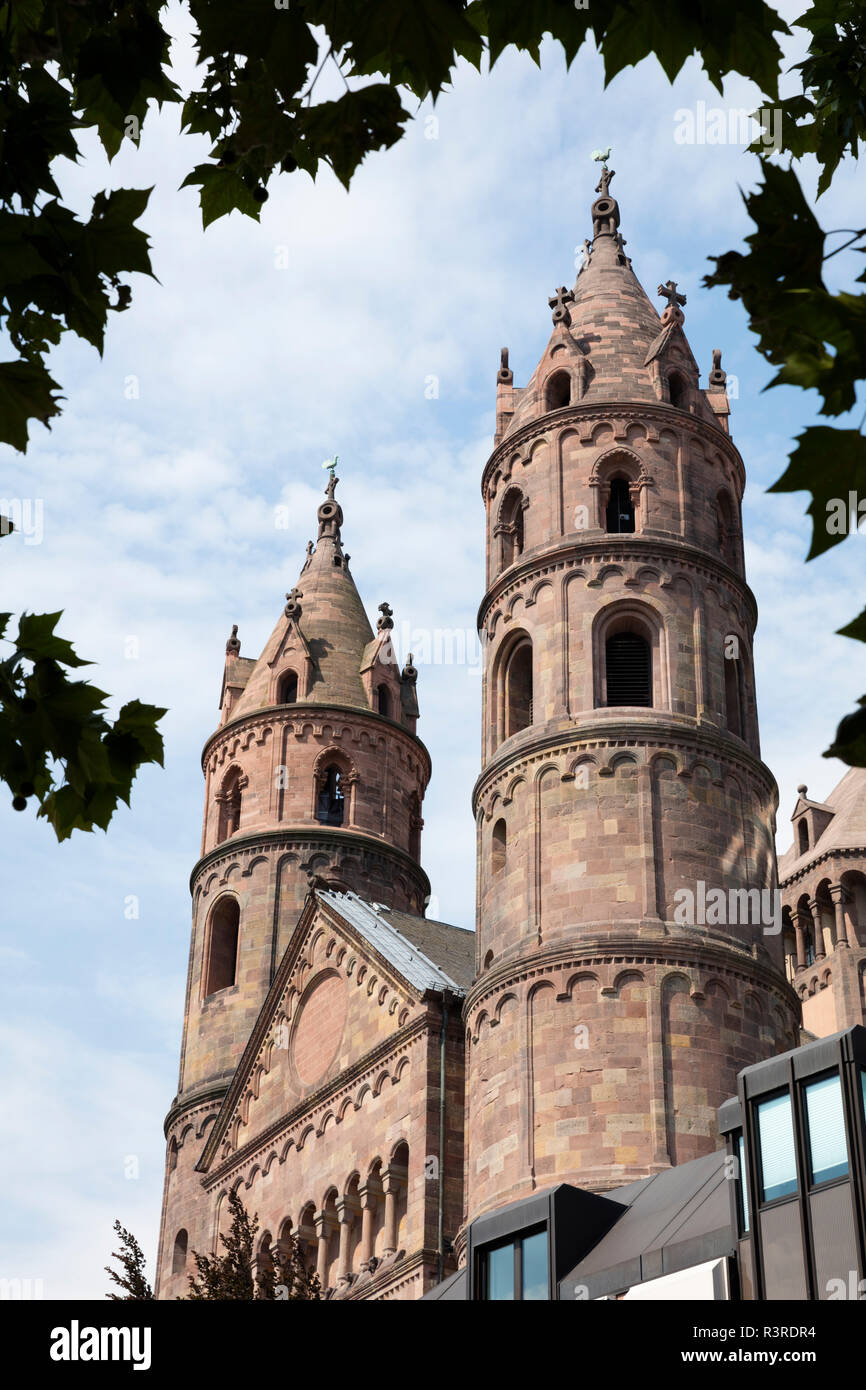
<box><xmin>0</xmin><ymin>0</ymin><xmax>863</xmax><ymax>776</ymax></box>
<box><xmin>0</xmin><ymin>0</ymin><xmax>174</xmax><ymax>451</ymax></box>
<box><xmin>105</xmin><ymin>1221</ymin><xmax>155</xmax><ymax>1300</ymax></box>
<box><xmin>0</xmin><ymin>607</ymin><xmax>166</xmax><ymax>839</ymax></box>
<box><xmin>185</xmin><ymin>1188</ymin><xmax>321</xmax><ymax>1300</ymax></box>
<box><xmin>704</xmin><ymin>2</ymin><xmax>866</xmax><ymax>764</ymax></box>
<box><xmin>0</xmin><ymin>0</ymin><xmax>794</xmax><ymax>450</ymax></box>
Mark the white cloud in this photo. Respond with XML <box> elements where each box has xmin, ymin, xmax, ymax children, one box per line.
<box><xmin>0</xmin><ymin>10</ymin><xmax>861</xmax><ymax>1295</ymax></box>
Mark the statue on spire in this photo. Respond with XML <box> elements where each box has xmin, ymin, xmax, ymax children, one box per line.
<box><xmin>590</xmin><ymin>149</ymin><xmax>619</xmax><ymax>239</ymax></box>
<box><xmin>316</xmin><ymin>454</ymin><xmax>344</xmax><ymax>541</ymax></box>
<box><xmin>322</xmin><ymin>454</ymin><xmax>339</xmax><ymax>501</ymax></box>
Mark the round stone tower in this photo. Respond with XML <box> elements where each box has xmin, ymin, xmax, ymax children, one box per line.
<box><xmin>157</xmin><ymin>472</ymin><xmax>431</xmax><ymax>1293</ymax></box>
<box><xmin>463</xmin><ymin>168</ymin><xmax>799</xmax><ymax>1226</ymax></box>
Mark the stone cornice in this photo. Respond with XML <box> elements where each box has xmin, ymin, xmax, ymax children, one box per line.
<box><xmin>483</xmin><ymin>400</ymin><xmax>745</xmax><ymax>496</ymax></box>
<box><xmin>189</xmin><ymin>827</ymin><xmax>431</xmax><ymax>896</ymax></box>
<box><xmin>463</xmin><ymin>934</ymin><xmax>797</xmax><ymax>1019</ymax></box>
<box><xmin>163</xmin><ymin>1084</ymin><xmax>229</xmax><ymax>1140</ymax></box>
<box><xmin>477</xmin><ymin>534</ymin><xmax>757</xmax><ymax>630</ymax></box>
<box><xmin>779</xmin><ymin>844</ymin><xmax>866</xmax><ymax>892</ymax></box>
<box><xmin>200</xmin><ymin>702</ymin><xmax>432</xmax><ymax>780</ymax></box>
<box><xmin>472</xmin><ymin>717</ymin><xmax>778</xmax><ymax>814</ymax></box>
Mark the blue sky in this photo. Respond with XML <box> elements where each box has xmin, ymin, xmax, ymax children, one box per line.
<box><xmin>1</xmin><ymin>2</ymin><xmax>863</xmax><ymax>1297</ymax></box>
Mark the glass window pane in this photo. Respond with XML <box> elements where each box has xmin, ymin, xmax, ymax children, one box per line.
<box><xmin>737</xmin><ymin>1133</ymin><xmax>750</xmax><ymax>1233</ymax></box>
<box><xmin>757</xmin><ymin>1092</ymin><xmax>797</xmax><ymax>1202</ymax></box>
<box><xmin>487</xmin><ymin>1242</ymin><xmax>514</xmax><ymax>1300</ymax></box>
<box><xmin>861</xmin><ymin>1070</ymin><xmax>866</xmax><ymax>1126</ymax></box>
<box><xmin>805</xmin><ymin>1074</ymin><xmax>848</xmax><ymax>1185</ymax></box>
<box><xmin>521</xmin><ymin>1230</ymin><xmax>548</xmax><ymax>1300</ymax></box>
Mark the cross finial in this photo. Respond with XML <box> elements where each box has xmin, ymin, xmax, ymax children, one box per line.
<box><xmin>377</xmin><ymin>602</ymin><xmax>394</xmax><ymax>632</ymax></box>
<box><xmin>548</xmin><ymin>285</ymin><xmax>575</xmax><ymax>326</ymax></box>
<box><xmin>657</xmin><ymin>279</ymin><xmax>687</xmax><ymax>311</ymax></box>
<box><xmin>285</xmin><ymin>586</ymin><xmax>303</xmax><ymax>619</ymax></box>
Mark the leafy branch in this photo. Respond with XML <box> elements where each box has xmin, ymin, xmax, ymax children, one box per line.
<box><xmin>0</xmin><ymin>607</ymin><xmax>166</xmax><ymax>839</ymax></box>
<box><xmin>705</xmin><ymin>0</ymin><xmax>866</xmax><ymax>764</ymax></box>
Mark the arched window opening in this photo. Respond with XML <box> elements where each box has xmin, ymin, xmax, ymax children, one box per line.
<box><xmin>204</xmin><ymin>897</ymin><xmax>240</xmax><ymax>996</ymax></box>
<box><xmin>724</xmin><ymin>657</ymin><xmax>742</xmax><ymax>739</ymax></box>
<box><xmin>296</xmin><ymin>1205</ymin><xmax>318</xmax><ymax>1278</ymax></box>
<box><xmin>376</xmin><ymin>685</ymin><xmax>391</xmax><ymax>717</ymax></box>
<box><xmin>605</xmin><ymin>476</ymin><xmax>635</xmax><ymax>534</ymax></box>
<box><xmin>605</xmin><ymin>632</ymin><xmax>651</xmax><ymax>707</ymax></box>
<box><xmin>504</xmin><ymin>640</ymin><xmax>533</xmax><ymax>738</ymax></box>
<box><xmin>168</xmin><ymin>1138</ymin><xmax>178</xmax><ymax>1173</ymax></box>
<box><xmin>321</xmin><ymin>1191</ymin><xmax>340</xmax><ymax>1290</ymax></box>
<box><xmin>390</xmin><ymin>1142</ymin><xmax>409</xmax><ymax>1252</ymax></box>
<box><xmin>804</xmin><ymin>926</ymin><xmax>816</xmax><ymax>966</ymax></box>
<box><xmin>545</xmin><ymin>371</ymin><xmax>571</xmax><ymax>411</ymax></box>
<box><xmin>668</xmin><ymin>372</ymin><xmax>688</xmax><ymax>409</ymax></box>
<box><xmin>278</xmin><ymin>669</ymin><xmax>298</xmax><ymax>704</ymax></box>
<box><xmin>366</xmin><ymin>1162</ymin><xmax>385</xmax><ymax>1260</ymax></box>
<box><xmin>498</xmin><ymin>488</ymin><xmax>526</xmax><ymax>571</ymax></box>
<box><xmin>798</xmin><ymin>819</ymin><xmax>809</xmax><ymax>856</ymax></box>
<box><xmin>256</xmin><ymin>1233</ymin><xmax>274</xmax><ymax>1283</ymax></box>
<box><xmin>172</xmin><ymin>1229</ymin><xmax>188</xmax><ymax>1275</ymax></box>
<box><xmin>492</xmin><ymin>818</ymin><xmax>507</xmax><ymax>875</ymax></box>
<box><xmin>483</xmin><ymin>949</ymin><xmax>494</xmax><ymax>970</ymax></box>
<box><xmin>797</xmin><ymin>898</ymin><xmax>816</xmax><ymax>966</ymax></box>
<box><xmin>333</xmin><ymin>554</ymin><xmax>342</xmax><ymax>567</ymax></box>
<box><xmin>316</xmin><ymin>764</ymin><xmax>345</xmax><ymax>826</ymax></box>
<box><xmin>842</xmin><ymin>871</ymin><xmax>866</xmax><ymax>948</ymax></box>
<box><xmin>216</xmin><ymin>768</ymin><xmax>243</xmax><ymax>843</ymax></box>
<box><xmin>782</xmin><ymin>911</ymin><xmax>797</xmax><ymax>983</ymax></box>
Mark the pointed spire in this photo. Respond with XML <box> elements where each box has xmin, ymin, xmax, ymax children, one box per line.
<box><xmin>228</xmin><ymin>461</ymin><xmax>375</xmax><ymax>719</ymax></box>
<box><xmin>317</xmin><ymin>467</ymin><xmax>344</xmax><ymax>545</ymax></box>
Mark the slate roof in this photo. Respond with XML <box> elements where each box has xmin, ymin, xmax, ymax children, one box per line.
<box><xmin>559</xmin><ymin>1151</ymin><xmax>734</xmax><ymax>1300</ymax></box>
<box><xmin>318</xmin><ymin>891</ymin><xmax>474</xmax><ymax>994</ymax></box>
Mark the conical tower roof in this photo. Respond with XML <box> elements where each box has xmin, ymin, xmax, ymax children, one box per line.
<box><xmin>567</xmin><ymin>178</ymin><xmax>665</xmax><ymax>403</ymax></box>
<box><xmin>498</xmin><ymin>165</ymin><xmax>716</xmax><ymax>440</ymax></box>
<box><xmin>229</xmin><ymin>472</ymin><xmax>375</xmax><ymax>720</ymax></box>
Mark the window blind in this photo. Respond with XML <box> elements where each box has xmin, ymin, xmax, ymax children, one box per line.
<box><xmin>757</xmin><ymin>1093</ymin><xmax>797</xmax><ymax>1202</ymax></box>
<box><xmin>805</xmin><ymin>1074</ymin><xmax>848</xmax><ymax>1186</ymax></box>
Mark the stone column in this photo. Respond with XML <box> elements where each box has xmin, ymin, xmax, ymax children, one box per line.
<box><xmin>358</xmin><ymin>1186</ymin><xmax>377</xmax><ymax>1269</ymax></box>
<box><xmin>381</xmin><ymin>1169</ymin><xmax>400</xmax><ymax>1257</ymax></box>
<box><xmin>346</xmin><ymin>772</ymin><xmax>359</xmax><ymax>828</ymax></box>
<box><xmin>314</xmin><ymin>1210</ymin><xmax>335</xmax><ymax>1288</ymax></box>
<box><xmin>808</xmin><ymin>899</ymin><xmax>826</xmax><ymax>960</ymax></box>
<box><xmin>336</xmin><ymin>1198</ymin><xmax>358</xmax><ymax>1283</ymax></box>
<box><xmin>830</xmin><ymin>883</ymin><xmax>857</xmax><ymax>949</ymax></box>
<box><xmin>794</xmin><ymin>911</ymin><xmax>807</xmax><ymax>969</ymax></box>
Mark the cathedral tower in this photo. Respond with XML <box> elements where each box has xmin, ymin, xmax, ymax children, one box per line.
<box><xmin>463</xmin><ymin>169</ymin><xmax>799</xmax><ymax>1227</ymax></box>
<box><xmin>157</xmin><ymin>473</ymin><xmax>432</xmax><ymax>1292</ymax></box>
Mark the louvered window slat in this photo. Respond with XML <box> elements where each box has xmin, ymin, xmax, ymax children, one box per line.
<box><xmin>606</xmin><ymin>633</ymin><xmax>651</xmax><ymax>707</ymax></box>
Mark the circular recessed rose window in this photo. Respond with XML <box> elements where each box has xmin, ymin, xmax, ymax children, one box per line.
<box><xmin>291</xmin><ymin>971</ymin><xmax>348</xmax><ymax>1087</ymax></box>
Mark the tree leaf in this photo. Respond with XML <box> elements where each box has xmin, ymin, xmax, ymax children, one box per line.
<box><xmin>767</xmin><ymin>427</ymin><xmax>866</xmax><ymax>560</ymax></box>
<box><xmin>0</xmin><ymin>360</ymin><xmax>63</xmax><ymax>450</ymax></box>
